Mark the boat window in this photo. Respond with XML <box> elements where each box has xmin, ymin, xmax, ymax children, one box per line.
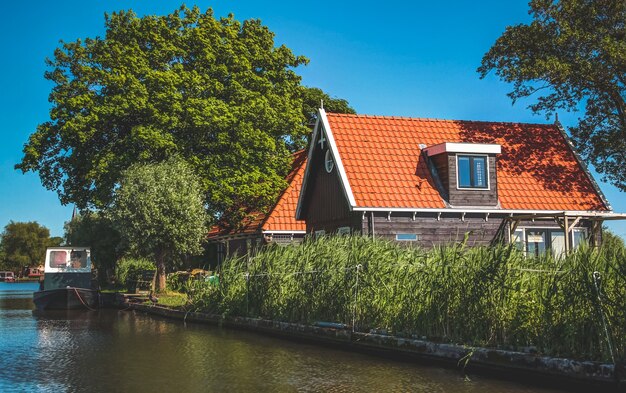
<box><xmin>50</xmin><ymin>251</ymin><xmax>68</xmax><ymax>268</ymax></box>
<box><xmin>70</xmin><ymin>251</ymin><xmax>87</xmax><ymax>269</ymax></box>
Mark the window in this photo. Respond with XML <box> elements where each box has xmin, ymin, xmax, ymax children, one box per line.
<box><xmin>49</xmin><ymin>251</ymin><xmax>68</xmax><ymax>268</ymax></box>
<box><xmin>457</xmin><ymin>155</ymin><xmax>488</xmax><ymax>189</ymax></box>
<box><xmin>396</xmin><ymin>233</ymin><xmax>419</xmax><ymax>241</ymax></box>
<box><xmin>324</xmin><ymin>150</ymin><xmax>335</xmax><ymax>173</ymax></box>
<box><xmin>337</xmin><ymin>227</ymin><xmax>351</xmax><ymax>236</ymax></box>
<box><xmin>573</xmin><ymin>229</ymin><xmax>588</xmax><ymax>248</ymax></box>
<box><xmin>273</xmin><ymin>234</ymin><xmax>294</xmax><ymax>245</ymax></box>
<box><xmin>514</xmin><ymin>227</ymin><xmax>588</xmax><ymax>258</ymax></box>
<box><xmin>69</xmin><ymin>251</ymin><xmax>87</xmax><ymax>269</ymax></box>
<box><xmin>526</xmin><ymin>229</ymin><xmax>547</xmax><ymax>257</ymax></box>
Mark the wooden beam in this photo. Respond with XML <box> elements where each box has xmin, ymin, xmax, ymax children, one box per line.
<box><xmin>567</xmin><ymin>216</ymin><xmax>582</xmax><ymax>233</ymax></box>
<box><xmin>591</xmin><ymin>220</ymin><xmax>602</xmax><ymax>248</ymax></box>
<box><xmin>509</xmin><ymin>219</ymin><xmax>521</xmax><ymax>243</ymax></box>
<box><xmin>564</xmin><ymin>216</ymin><xmax>570</xmax><ymax>254</ymax></box>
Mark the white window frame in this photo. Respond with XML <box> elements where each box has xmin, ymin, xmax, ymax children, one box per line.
<box><xmin>513</xmin><ymin>226</ymin><xmax>588</xmax><ymax>257</ymax></box>
<box><xmin>456</xmin><ymin>154</ymin><xmax>490</xmax><ymax>190</ymax></box>
<box><xmin>395</xmin><ymin>233</ymin><xmax>419</xmax><ymax>241</ymax></box>
<box><xmin>324</xmin><ymin>149</ymin><xmax>335</xmax><ymax>173</ymax></box>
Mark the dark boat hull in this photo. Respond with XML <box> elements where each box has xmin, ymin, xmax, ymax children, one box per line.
<box><xmin>33</xmin><ymin>288</ymin><xmax>99</xmax><ymax>310</ymax></box>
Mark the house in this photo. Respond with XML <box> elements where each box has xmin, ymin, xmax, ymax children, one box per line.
<box><xmin>207</xmin><ymin>150</ymin><xmax>307</xmax><ymax>265</ymax></box>
<box><xmin>295</xmin><ymin>109</ymin><xmax>625</xmax><ymax>256</ymax></box>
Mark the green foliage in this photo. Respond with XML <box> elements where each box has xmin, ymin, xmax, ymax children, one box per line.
<box><xmin>0</xmin><ymin>221</ymin><xmax>58</xmax><ymax>271</ymax></box>
<box><xmin>301</xmin><ymin>86</ymin><xmax>356</xmax><ymax>125</ymax></box>
<box><xmin>189</xmin><ymin>235</ymin><xmax>626</xmax><ymax>363</ymax></box>
<box><xmin>17</xmin><ymin>5</ymin><xmax>317</xmax><ymax>222</ymax></box>
<box><xmin>602</xmin><ymin>226</ymin><xmax>626</xmax><ymax>250</ymax></box>
<box><xmin>167</xmin><ymin>271</ymin><xmax>190</xmax><ymax>292</ymax></box>
<box><xmin>64</xmin><ymin>212</ymin><xmax>121</xmax><ymax>282</ymax></box>
<box><xmin>479</xmin><ymin>0</ymin><xmax>626</xmax><ymax>191</ymax></box>
<box><xmin>108</xmin><ymin>156</ymin><xmax>208</xmax><ymax>291</ymax></box>
<box><xmin>115</xmin><ymin>257</ymin><xmax>155</xmax><ymax>288</ymax></box>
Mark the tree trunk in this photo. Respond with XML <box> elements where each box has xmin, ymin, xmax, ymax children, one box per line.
<box><xmin>155</xmin><ymin>249</ymin><xmax>167</xmax><ymax>292</ymax></box>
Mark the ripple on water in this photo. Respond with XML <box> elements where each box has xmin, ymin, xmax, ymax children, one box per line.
<box><xmin>0</xmin><ymin>286</ymin><xmax>569</xmax><ymax>393</ymax></box>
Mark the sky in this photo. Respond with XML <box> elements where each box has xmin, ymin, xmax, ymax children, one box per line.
<box><xmin>0</xmin><ymin>0</ymin><xmax>624</xmax><ymax>239</ymax></box>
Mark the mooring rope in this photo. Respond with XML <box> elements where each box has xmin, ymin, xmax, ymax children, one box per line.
<box><xmin>72</xmin><ymin>287</ymin><xmax>97</xmax><ymax>311</ymax></box>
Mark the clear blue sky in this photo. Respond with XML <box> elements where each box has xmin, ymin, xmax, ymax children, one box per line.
<box><xmin>1</xmin><ymin>0</ymin><xmax>624</xmax><ymax>239</ymax></box>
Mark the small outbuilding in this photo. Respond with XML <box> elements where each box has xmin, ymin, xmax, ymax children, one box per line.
<box><xmin>207</xmin><ymin>150</ymin><xmax>307</xmax><ymax>265</ymax></box>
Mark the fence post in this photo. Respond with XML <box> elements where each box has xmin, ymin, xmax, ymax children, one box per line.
<box><xmin>244</xmin><ymin>271</ymin><xmax>250</xmax><ymax>317</ymax></box>
<box><xmin>592</xmin><ymin>271</ymin><xmax>615</xmax><ymax>365</ymax></box>
<box><xmin>353</xmin><ymin>264</ymin><xmax>362</xmax><ymax>332</ymax></box>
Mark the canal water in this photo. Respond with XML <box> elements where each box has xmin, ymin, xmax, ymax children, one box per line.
<box><xmin>0</xmin><ymin>282</ymin><xmax>569</xmax><ymax>393</ymax></box>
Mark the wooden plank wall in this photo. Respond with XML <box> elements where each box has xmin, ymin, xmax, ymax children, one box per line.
<box><xmin>446</xmin><ymin>154</ymin><xmax>499</xmax><ymax>207</ymax></box>
<box><xmin>302</xmin><ymin>144</ymin><xmax>362</xmax><ymax>233</ymax></box>
<box><xmin>362</xmin><ymin>212</ymin><xmax>504</xmax><ymax>247</ymax></box>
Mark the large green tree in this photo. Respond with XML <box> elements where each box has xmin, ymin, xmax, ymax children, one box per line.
<box><xmin>1</xmin><ymin>221</ymin><xmax>62</xmax><ymax>271</ymax></box>
<box><xmin>108</xmin><ymin>157</ymin><xmax>208</xmax><ymax>291</ymax></box>
<box><xmin>301</xmin><ymin>86</ymin><xmax>356</xmax><ymax>125</ymax></box>
<box><xmin>479</xmin><ymin>0</ymin><xmax>626</xmax><ymax>191</ymax></box>
<box><xmin>17</xmin><ymin>6</ymin><xmax>317</xmax><ymax>221</ymax></box>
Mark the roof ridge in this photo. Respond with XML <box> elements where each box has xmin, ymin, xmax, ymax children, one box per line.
<box><xmin>325</xmin><ymin>112</ymin><xmax>555</xmax><ymax>127</ymax></box>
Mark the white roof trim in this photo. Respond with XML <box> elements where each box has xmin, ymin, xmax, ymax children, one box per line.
<box><xmin>296</xmin><ymin>108</ymin><xmax>356</xmax><ymax>219</ymax></box>
<box><xmin>319</xmin><ymin>109</ymin><xmax>356</xmax><ymax>207</ymax></box>
<box><xmin>263</xmin><ymin>230</ymin><xmax>307</xmax><ymax>234</ymax></box>
<box><xmin>424</xmin><ymin>142</ymin><xmax>501</xmax><ymax>156</ymax></box>
<box><xmin>352</xmin><ymin>207</ymin><xmax>618</xmax><ymax>215</ymax></box>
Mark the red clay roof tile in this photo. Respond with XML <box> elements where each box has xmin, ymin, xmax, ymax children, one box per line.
<box><xmin>326</xmin><ymin>113</ymin><xmax>607</xmax><ymax>211</ymax></box>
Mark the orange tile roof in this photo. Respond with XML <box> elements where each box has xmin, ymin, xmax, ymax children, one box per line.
<box><xmin>208</xmin><ymin>150</ymin><xmax>307</xmax><ymax>239</ymax></box>
<box><xmin>326</xmin><ymin>113</ymin><xmax>608</xmax><ymax>211</ymax></box>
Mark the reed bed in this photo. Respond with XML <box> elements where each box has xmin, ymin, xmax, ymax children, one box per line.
<box><xmin>187</xmin><ymin>236</ymin><xmax>626</xmax><ymax>363</ymax></box>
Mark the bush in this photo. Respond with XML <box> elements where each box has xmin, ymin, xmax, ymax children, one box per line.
<box><xmin>167</xmin><ymin>271</ymin><xmax>190</xmax><ymax>292</ymax></box>
<box><xmin>116</xmin><ymin>257</ymin><xmax>156</xmax><ymax>288</ymax></box>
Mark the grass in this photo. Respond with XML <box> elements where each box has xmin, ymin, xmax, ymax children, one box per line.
<box><xmin>153</xmin><ymin>290</ymin><xmax>188</xmax><ymax>309</ymax></box>
<box><xmin>186</xmin><ymin>235</ymin><xmax>626</xmax><ymax>363</ymax></box>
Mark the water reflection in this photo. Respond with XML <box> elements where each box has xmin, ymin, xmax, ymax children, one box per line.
<box><xmin>0</xmin><ymin>283</ymin><xmax>567</xmax><ymax>392</ymax></box>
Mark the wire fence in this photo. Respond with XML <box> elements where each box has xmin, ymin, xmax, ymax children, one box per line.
<box><xmin>186</xmin><ymin>238</ymin><xmax>626</xmax><ymax>364</ymax></box>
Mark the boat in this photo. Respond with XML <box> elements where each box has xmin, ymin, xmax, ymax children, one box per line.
<box><xmin>0</xmin><ymin>271</ymin><xmax>16</xmax><ymax>283</ymax></box>
<box><xmin>33</xmin><ymin>247</ymin><xmax>99</xmax><ymax>310</ymax></box>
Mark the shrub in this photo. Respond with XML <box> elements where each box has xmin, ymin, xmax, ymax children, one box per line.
<box><xmin>116</xmin><ymin>257</ymin><xmax>156</xmax><ymax>288</ymax></box>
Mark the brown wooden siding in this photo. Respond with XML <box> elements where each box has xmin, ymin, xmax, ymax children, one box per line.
<box><xmin>301</xmin><ymin>140</ymin><xmax>362</xmax><ymax>234</ymax></box>
<box><xmin>363</xmin><ymin>212</ymin><xmax>502</xmax><ymax>247</ymax></box>
<box><xmin>447</xmin><ymin>154</ymin><xmax>499</xmax><ymax>207</ymax></box>
<box><xmin>360</xmin><ymin>213</ymin><xmax>593</xmax><ymax>248</ymax></box>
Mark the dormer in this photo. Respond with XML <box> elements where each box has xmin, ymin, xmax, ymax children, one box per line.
<box><xmin>423</xmin><ymin>142</ymin><xmax>501</xmax><ymax>207</ymax></box>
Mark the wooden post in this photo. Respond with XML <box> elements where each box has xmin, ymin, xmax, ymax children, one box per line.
<box><xmin>509</xmin><ymin>218</ymin><xmax>521</xmax><ymax>243</ymax></box>
<box><xmin>564</xmin><ymin>216</ymin><xmax>570</xmax><ymax>254</ymax></box>
<box><xmin>591</xmin><ymin>220</ymin><xmax>602</xmax><ymax>248</ymax></box>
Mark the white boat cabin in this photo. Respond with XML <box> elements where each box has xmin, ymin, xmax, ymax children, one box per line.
<box><xmin>45</xmin><ymin>247</ymin><xmax>92</xmax><ymax>274</ymax></box>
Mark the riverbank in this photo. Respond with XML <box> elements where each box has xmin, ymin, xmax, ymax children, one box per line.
<box><xmin>128</xmin><ymin>302</ymin><xmax>625</xmax><ymax>392</ymax></box>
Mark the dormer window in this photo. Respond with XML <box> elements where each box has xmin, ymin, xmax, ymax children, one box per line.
<box><xmin>422</xmin><ymin>142</ymin><xmax>501</xmax><ymax>206</ymax></box>
<box><xmin>457</xmin><ymin>155</ymin><xmax>488</xmax><ymax>189</ymax></box>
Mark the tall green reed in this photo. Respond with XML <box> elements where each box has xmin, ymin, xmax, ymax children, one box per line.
<box><xmin>188</xmin><ymin>235</ymin><xmax>626</xmax><ymax>363</ymax></box>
